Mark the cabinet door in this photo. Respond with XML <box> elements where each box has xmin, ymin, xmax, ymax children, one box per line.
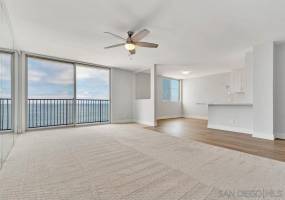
<box><xmin>230</xmin><ymin>69</ymin><xmax>246</xmax><ymax>93</ymax></box>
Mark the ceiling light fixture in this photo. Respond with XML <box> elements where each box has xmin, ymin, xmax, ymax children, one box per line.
<box><xmin>125</xmin><ymin>43</ymin><xmax>136</xmax><ymax>51</ymax></box>
<box><xmin>182</xmin><ymin>71</ymin><xmax>191</xmax><ymax>75</ymax></box>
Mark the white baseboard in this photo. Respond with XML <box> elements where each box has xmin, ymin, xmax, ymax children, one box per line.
<box><xmin>111</xmin><ymin>119</ymin><xmax>134</xmax><ymax>124</ymax></box>
<box><xmin>275</xmin><ymin>133</ymin><xmax>285</xmax><ymax>140</ymax></box>
<box><xmin>135</xmin><ymin>120</ymin><xmax>156</xmax><ymax>127</ymax></box>
<box><xmin>207</xmin><ymin>124</ymin><xmax>253</xmax><ymax>135</ymax></box>
<box><xmin>184</xmin><ymin>115</ymin><xmax>208</xmax><ymax>120</ymax></box>
<box><xmin>112</xmin><ymin>119</ymin><xmax>156</xmax><ymax>126</ymax></box>
<box><xmin>252</xmin><ymin>131</ymin><xmax>275</xmax><ymax>140</ymax></box>
<box><xmin>156</xmin><ymin>115</ymin><xmax>183</xmax><ymax>120</ymax></box>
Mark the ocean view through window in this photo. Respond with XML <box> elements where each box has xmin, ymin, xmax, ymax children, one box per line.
<box><xmin>0</xmin><ymin>52</ymin><xmax>12</xmax><ymax>131</ymax></box>
<box><xmin>0</xmin><ymin>51</ymin><xmax>14</xmax><ymax>169</ymax></box>
<box><xmin>76</xmin><ymin>64</ymin><xmax>110</xmax><ymax>124</ymax></box>
<box><xmin>27</xmin><ymin>56</ymin><xmax>110</xmax><ymax>128</ymax></box>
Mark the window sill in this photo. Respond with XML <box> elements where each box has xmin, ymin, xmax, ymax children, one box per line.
<box><xmin>161</xmin><ymin>100</ymin><xmax>181</xmax><ymax>103</ymax></box>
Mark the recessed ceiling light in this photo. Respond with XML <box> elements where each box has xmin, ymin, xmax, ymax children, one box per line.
<box><xmin>182</xmin><ymin>71</ymin><xmax>191</xmax><ymax>75</ymax></box>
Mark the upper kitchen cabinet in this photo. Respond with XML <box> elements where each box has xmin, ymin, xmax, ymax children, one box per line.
<box><xmin>230</xmin><ymin>68</ymin><xmax>246</xmax><ymax>93</ymax></box>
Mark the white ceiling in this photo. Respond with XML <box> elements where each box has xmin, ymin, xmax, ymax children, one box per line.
<box><xmin>5</xmin><ymin>0</ymin><xmax>285</xmax><ymax>78</ymax></box>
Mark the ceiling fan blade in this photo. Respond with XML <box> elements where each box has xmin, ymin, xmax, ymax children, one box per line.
<box><xmin>104</xmin><ymin>43</ymin><xmax>125</xmax><ymax>49</ymax></box>
<box><xmin>104</xmin><ymin>32</ymin><xmax>126</xmax><ymax>41</ymax></box>
<box><xmin>131</xmin><ymin>29</ymin><xmax>150</xmax><ymax>42</ymax></box>
<box><xmin>129</xmin><ymin>49</ymin><xmax>136</xmax><ymax>55</ymax></box>
<box><xmin>136</xmin><ymin>42</ymin><xmax>159</xmax><ymax>48</ymax></box>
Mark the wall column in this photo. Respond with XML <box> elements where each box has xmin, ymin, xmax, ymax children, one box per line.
<box><xmin>150</xmin><ymin>64</ymin><xmax>157</xmax><ymax>126</ymax></box>
<box><xmin>252</xmin><ymin>42</ymin><xmax>274</xmax><ymax>140</ymax></box>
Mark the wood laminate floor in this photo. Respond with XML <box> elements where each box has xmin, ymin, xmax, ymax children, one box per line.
<box><xmin>149</xmin><ymin>118</ymin><xmax>285</xmax><ymax>162</ymax></box>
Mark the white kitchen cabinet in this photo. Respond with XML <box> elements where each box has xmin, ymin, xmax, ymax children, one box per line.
<box><xmin>230</xmin><ymin>68</ymin><xmax>246</xmax><ymax>93</ymax></box>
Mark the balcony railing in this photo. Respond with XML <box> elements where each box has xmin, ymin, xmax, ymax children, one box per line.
<box><xmin>27</xmin><ymin>99</ymin><xmax>110</xmax><ymax>128</ymax></box>
<box><xmin>27</xmin><ymin>99</ymin><xmax>73</xmax><ymax>128</ymax></box>
<box><xmin>76</xmin><ymin>99</ymin><xmax>110</xmax><ymax>124</ymax></box>
<box><xmin>0</xmin><ymin>98</ymin><xmax>12</xmax><ymax>131</ymax></box>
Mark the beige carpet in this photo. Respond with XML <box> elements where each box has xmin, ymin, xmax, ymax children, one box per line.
<box><xmin>0</xmin><ymin>124</ymin><xmax>285</xmax><ymax>200</ymax></box>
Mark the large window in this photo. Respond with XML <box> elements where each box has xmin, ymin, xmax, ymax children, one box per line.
<box><xmin>76</xmin><ymin>65</ymin><xmax>110</xmax><ymax>124</ymax></box>
<box><xmin>162</xmin><ymin>78</ymin><xmax>180</xmax><ymax>102</ymax></box>
<box><xmin>27</xmin><ymin>57</ymin><xmax>74</xmax><ymax>99</ymax></box>
<box><xmin>0</xmin><ymin>52</ymin><xmax>14</xmax><ymax>169</ymax></box>
<box><xmin>27</xmin><ymin>57</ymin><xmax>74</xmax><ymax>128</ymax></box>
<box><xmin>27</xmin><ymin>56</ymin><xmax>110</xmax><ymax>129</ymax></box>
<box><xmin>0</xmin><ymin>52</ymin><xmax>12</xmax><ymax>131</ymax></box>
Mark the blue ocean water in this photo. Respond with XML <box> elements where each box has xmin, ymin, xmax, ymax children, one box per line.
<box><xmin>27</xmin><ymin>102</ymin><xmax>110</xmax><ymax>128</ymax></box>
<box><xmin>0</xmin><ymin>101</ymin><xmax>110</xmax><ymax>130</ymax></box>
<box><xmin>0</xmin><ymin>103</ymin><xmax>12</xmax><ymax>130</ymax></box>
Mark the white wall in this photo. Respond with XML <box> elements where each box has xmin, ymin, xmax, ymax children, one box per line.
<box><xmin>134</xmin><ymin>66</ymin><xmax>157</xmax><ymax>126</ymax></box>
<box><xmin>182</xmin><ymin>73</ymin><xmax>231</xmax><ymax>119</ymax></box>
<box><xmin>135</xmin><ymin>72</ymin><xmax>150</xmax><ymax>99</ymax></box>
<box><xmin>111</xmin><ymin>68</ymin><xmax>134</xmax><ymax>123</ymax></box>
<box><xmin>0</xmin><ymin>0</ymin><xmax>14</xmax><ymax>49</ymax></box>
<box><xmin>134</xmin><ymin>99</ymin><xmax>154</xmax><ymax>125</ymax></box>
<box><xmin>253</xmin><ymin>42</ymin><xmax>274</xmax><ymax>140</ymax></box>
<box><xmin>245</xmin><ymin>52</ymin><xmax>254</xmax><ymax>102</ymax></box>
<box><xmin>156</xmin><ymin>76</ymin><xmax>182</xmax><ymax>119</ymax></box>
<box><xmin>274</xmin><ymin>43</ymin><xmax>285</xmax><ymax>139</ymax></box>
<box><xmin>208</xmin><ymin>105</ymin><xmax>253</xmax><ymax>134</ymax></box>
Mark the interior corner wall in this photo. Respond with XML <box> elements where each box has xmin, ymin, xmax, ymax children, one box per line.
<box><xmin>252</xmin><ymin>42</ymin><xmax>274</xmax><ymax>140</ymax></box>
<box><xmin>111</xmin><ymin>68</ymin><xmax>134</xmax><ymax>123</ymax></box>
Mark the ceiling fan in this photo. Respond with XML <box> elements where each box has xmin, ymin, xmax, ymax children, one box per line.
<box><xmin>104</xmin><ymin>29</ymin><xmax>159</xmax><ymax>55</ymax></box>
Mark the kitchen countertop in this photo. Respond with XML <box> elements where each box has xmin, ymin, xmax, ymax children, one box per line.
<box><xmin>208</xmin><ymin>103</ymin><xmax>253</xmax><ymax>106</ymax></box>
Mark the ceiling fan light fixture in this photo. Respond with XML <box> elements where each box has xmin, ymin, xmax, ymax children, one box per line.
<box><xmin>125</xmin><ymin>43</ymin><xmax>136</xmax><ymax>51</ymax></box>
<box><xmin>104</xmin><ymin>29</ymin><xmax>158</xmax><ymax>55</ymax></box>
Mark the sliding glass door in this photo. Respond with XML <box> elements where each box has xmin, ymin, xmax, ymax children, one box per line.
<box><xmin>27</xmin><ymin>57</ymin><xmax>74</xmax><ymax>128</ymax></box>
<box><xmin>76</xmin><ymin>65</ymin><xmax>110</xmax><ymax>124</ymax></box>
<box><xmin>26</xmin><ymin>56</ymin><xmax>110</xmax><ymax>129</ymax></box>
<box><xmin>0</xmin><ymin>52</ymin><xmax>12</xmax><ymax>131</ymax></box>
<box><xmin>0</xmin><ymin>51</ymin><xmax>14</xmax><ymax>168</ymax></box>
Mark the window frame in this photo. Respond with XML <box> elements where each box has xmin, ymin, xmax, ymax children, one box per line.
<box><xmin>75</xmin><ymin>63</ymin><xmax>111</xmax><ymax>124</ymax></box>
<box><xmin>0</xmin><ymin>49</ymin><xmax>15</xmax><ymax>133</ymax></box>
<box><xmin>161</xmin><ymin>77</ymin><xmax>181</xmax><ymax>103</ymax></box>
<box><xmin>24</xmin><ymin>52</ymin><xmax>111</xmax><ymax>131</ymax></box>
<box><xmin>26</xmin><ymin>56</ymin><xmax>75</xmax><ymax>129</ymax></box>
